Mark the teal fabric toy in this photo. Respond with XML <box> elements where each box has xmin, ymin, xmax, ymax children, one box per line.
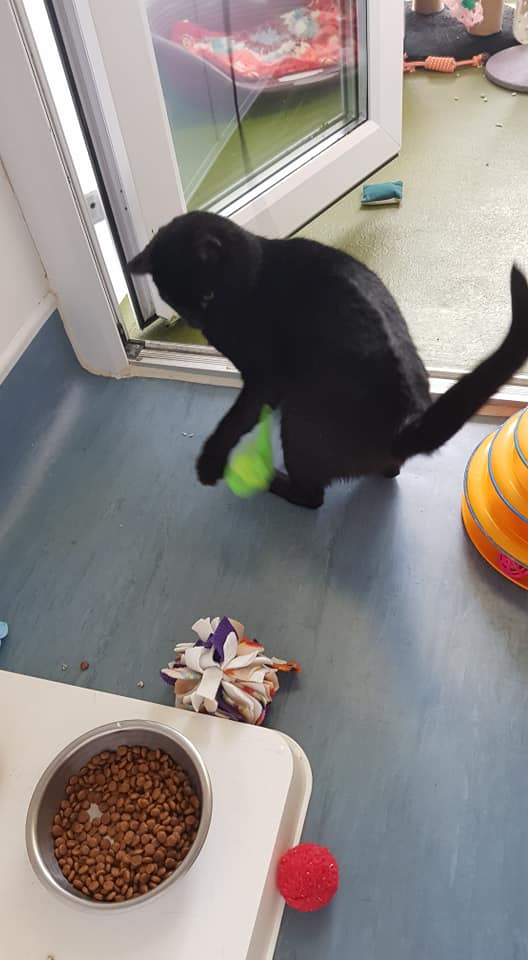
<box><xmin>224</xmin><ymin>405</ymin><xmax>274</xmax><ymax>497</ymax></box>
<box><xmin>361</xmin><ymin>180</ymin><xmax>403</xmax><ymax>206</ymax></box>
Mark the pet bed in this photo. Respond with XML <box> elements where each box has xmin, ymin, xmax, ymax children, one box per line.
<box><xmin>170</xmin><ymin>1</ymin><xmax>351</xmax><ymax>87</ymax></box>
<box><xmin>146</xmin><ymin>0</ymin><xmax>355</xmax><ymax>203</ymax></box>
<box><xmin>149</xmin><ymin>0</ymin><xmax>354</xmax><ymax>94</ymax></box>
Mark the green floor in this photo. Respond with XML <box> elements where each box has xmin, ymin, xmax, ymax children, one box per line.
<box><xmin>127</xmin><ymin>68</ymin><xmax>528</xmax><ymax>369</ymax></box>
<box><xmin>189</xmin><ymin>81</ymin><xmax>346</xmax><ymax>211</ymax></box>
<box><xmin>300</xmin><ymin>68</ymin><xmax>528</xmax><ymax>373</ymax></box>
<box><xmin>122</xmin><ymin>295</ymin><xmax>207</xmax><ymax>347</ymax></box>
<box><xmin>157</xmin><ymin>56</ymin><xmax>348</xmax><ymax>211</ymax></box>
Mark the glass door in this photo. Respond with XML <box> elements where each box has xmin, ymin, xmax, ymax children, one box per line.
<box><xmin>48</xmin><ymin>0</ymin><xmax>402</xmax><ymax>332</ymax></box>
<box><xmin>149</xmin><ymin>0</ymin><xmax>364</xmax><ymax>214</ymax></box>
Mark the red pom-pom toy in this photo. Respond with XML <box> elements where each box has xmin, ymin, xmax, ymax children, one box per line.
<box><xmin>277</xmin><ymin>843</ymin><xmax>339</xmax><ymax>912</ymax></box>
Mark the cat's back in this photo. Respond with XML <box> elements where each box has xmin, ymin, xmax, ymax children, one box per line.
<box><xmin>261</xmin><ymin>236</ymin><xmax>430</xmax><ymax>419</ymax></box>
<box><xmin>268</xmin><ymin>238</ymin><xmax>422</xmax><ymax>359</ymax></box>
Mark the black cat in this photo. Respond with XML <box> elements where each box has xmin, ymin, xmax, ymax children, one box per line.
<box><xmin>130</xmin><ymin>211</ymin><xmax>528</xmax><ymax>508</ymax></box>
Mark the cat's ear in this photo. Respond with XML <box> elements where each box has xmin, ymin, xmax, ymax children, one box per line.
<box><xmin>128</xmin><ymin>244</ymin><xmax>152</xmax><ymax>275</ymax></box>
<box><xmin>196</xmin><ymin>234</ymin><xmax>222</xmax><ymax>267</ymax></box>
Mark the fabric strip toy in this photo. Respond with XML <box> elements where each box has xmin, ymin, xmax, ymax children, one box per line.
<box><xmin>161</xmin><ymin>616</ymin><xmax>301</xmax><ymax>724</ymax></box>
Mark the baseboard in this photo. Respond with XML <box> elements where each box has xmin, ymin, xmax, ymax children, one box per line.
<box><xmin>0</xmin><ymin>291</ymin><xmax>57</xmax><ymax>386</ymax></box>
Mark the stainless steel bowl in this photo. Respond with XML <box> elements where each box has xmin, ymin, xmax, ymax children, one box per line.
<box><xmin>26</xmin><ymin>719</ymin><xmax>212</xmax><ymax>910</ymax></box>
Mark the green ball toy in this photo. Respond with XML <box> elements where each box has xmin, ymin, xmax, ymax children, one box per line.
<box><xmin>224</xmin><ymin>405</ymin><xmax>274</xmax><ymax>497</ymax></box>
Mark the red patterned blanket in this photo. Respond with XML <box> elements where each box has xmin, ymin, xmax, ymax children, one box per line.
<box><xmin>170</xmin><ymin>1</ymin><xmax>354</xmax><ymax>82</ymax></box>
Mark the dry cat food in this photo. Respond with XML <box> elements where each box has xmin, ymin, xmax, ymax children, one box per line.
<box><xmin>52</xmin><ymin>745</ymin><xmax>200</xmax><ymax>902</ymax></box>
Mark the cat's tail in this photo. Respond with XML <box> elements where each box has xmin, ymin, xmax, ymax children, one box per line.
<box><xmin>393</xmin><ymin>265</ymin><xmax>528</xmax><ymax>462</ymax></box>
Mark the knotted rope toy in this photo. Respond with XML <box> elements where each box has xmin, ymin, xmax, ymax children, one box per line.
<box><xmin>223</xmin><ymin>404</ymin><xmax>274</xmax><ymax>497</ymax></box>
<box><xmin>403</xmin><ymin>53</ymin><xmax>487</xmax><ymax>73</ymax></box>
<box><xmin>161</xmin><ymin>616</ymin><xmax>300</xmax><ymax>724</ymax></box>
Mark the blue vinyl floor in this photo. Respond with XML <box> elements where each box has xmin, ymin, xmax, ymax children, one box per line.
<box><xmin>2</xmin><ymin>315</ymin><xmax>528</xmax><ymax>959</ymax></box>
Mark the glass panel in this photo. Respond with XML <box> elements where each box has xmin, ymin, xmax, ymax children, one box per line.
<box><xmin>145</xmin><ymin>0</ymin><xmax>365</xmax><ymax>211</ymax></box>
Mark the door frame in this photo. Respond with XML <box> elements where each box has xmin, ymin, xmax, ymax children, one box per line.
<box><xmin>0</xmin><ymin>0</ymin><xmax>128</xmax><ymax>378</ymax></box>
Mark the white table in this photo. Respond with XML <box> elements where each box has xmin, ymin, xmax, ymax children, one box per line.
<box><xmin>0</xmin><ymin>671</ymin><xmax>311</xmax><ymax>959</ymax></box>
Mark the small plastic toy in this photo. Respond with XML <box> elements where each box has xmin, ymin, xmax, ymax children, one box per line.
<box><xmin>277</xmin><ymin>843</ymin><xmax>339</xmax><ymax>912</ymax></box>
<box><xmin>362</xmin><ymin>181</ymin><xmax>403</xmax><ymax>206</ymax></box>
<box><xmin>445</xmin><ymin>0</ymin><xmax>484</xmax><ymax>28</ymax></box>
<box><xmin>224</xmin><ymin>404</ymin><xmax>274</xmax><ymax>497</ymax></box>
<box><xmin>462</xmin><ymin>407</ymin><xmax>528</xmax><ymax>588</ymax></box>
<box><xmin>161</xmin><ymin>616</ymin><xmax>300</xmax><ymax>724</ymax></box>
<box><xmin>403</xmin><ymin>53</ymin><xmax>487</xmax><ymax>73</ymax></box>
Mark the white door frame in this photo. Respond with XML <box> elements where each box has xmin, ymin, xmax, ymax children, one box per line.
<box><xmin>0</xmin><ymin>0</ymin><xmax>128</xmax><ymax>378</ymax></box>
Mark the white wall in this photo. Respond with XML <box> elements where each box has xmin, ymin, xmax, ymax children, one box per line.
<box><xmin>0</xmin><ymin>157</ymin><xmax>53</xmax><ymax>385</ymax></box>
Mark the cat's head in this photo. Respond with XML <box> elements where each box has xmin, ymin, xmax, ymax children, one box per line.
<box><xmin>128</xmin><ymin>211</ymin><xmax>261</xmax><ymax>329</ymax></box>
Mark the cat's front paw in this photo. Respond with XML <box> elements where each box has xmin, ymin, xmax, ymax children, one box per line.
<box><xmin>196</xmin><ymin>443</ymin><xmax>226</xmax><ymax>487</ymax></box>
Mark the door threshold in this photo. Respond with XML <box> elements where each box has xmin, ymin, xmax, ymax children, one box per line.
<box><xmin>128</xmin><ymin>343</ymin><xmax>241</xmax><ymax>387</ymax></box>
<box><xmin>128</xmin><ymin>343</ymin><xmax>528</xmax><ymax>414</ymax></box>
<box><xmin>429</xmin><ymin>378</ymin><xmax>528</xmax><ymax>419</ymax></box>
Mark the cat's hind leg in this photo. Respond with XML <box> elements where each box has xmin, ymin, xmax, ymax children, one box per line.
<box><xmin>382</xmin><ymin>463</ymin><xmax>400</xmax><ymax>479</ymax></box>
<box><xmin>270</xmin><ymin>406</ymin><xmax>327</xmax><ymax>508</ymax></box>
<box><xmin>269</xmin><ymin>469</ymin><xmax>324</xmax><ymax>509</ymax></box>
